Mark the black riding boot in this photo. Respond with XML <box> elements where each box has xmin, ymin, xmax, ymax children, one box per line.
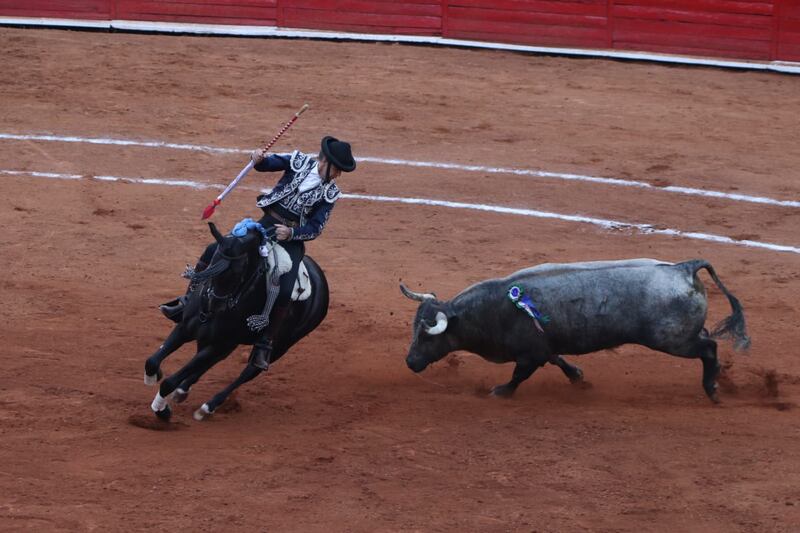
<box><xmin>248</xmin><ymin>306</ymin><xmax>291</xmax><ymax>370</ymax></box>
<box><xmin>159</xmin><ymin>260</ymin><xmax>208</xmax><ymax>322</ymax></box>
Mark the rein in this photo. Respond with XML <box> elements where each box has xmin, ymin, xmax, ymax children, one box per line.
<box><xmin>190</xmin><ymin>221</ymin><xmax>279</xmax><ymax>322</ymax></box>
<box><xmin>196</xmin><ymin>244</ymin><xmax>272</xmax><ymax>321</ymax></box>
<box><xmin>190</xmin><ymin>248</ymin><xmax>249</xmax><ymax>283</ymax></box>
<box><xmin>207</xmin><ymin>256</ymin><xmax>265</xmax><ymax>304</ymax></box>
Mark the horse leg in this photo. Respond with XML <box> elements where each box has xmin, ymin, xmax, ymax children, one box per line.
<box><xmin>144</xmin><ymin>326</ymin><xmax>190</xmax><ymax>385</ymax></box>
<box><xmin>194</xmin><ymin>364</ymin><xmax>264</xmax><ymax>421</ymax></box>
<box><xmin>172</xmin><ymin>371</ymin><xmax>205</xmax><ymax>405</ymax></box>
<box><xmin>150</xmin><ymin>343</ymin><xmax>232</xmax><ymax>420</ymax></box>
<box><xmin>173</xmin><ymin>376</ymin><xmax>194</xmax><ymax>404</ymax></box>
<box><xmin>173</xmin><ymin>344</ymin><xmax>238</xmax><ymax>404</ymax></box>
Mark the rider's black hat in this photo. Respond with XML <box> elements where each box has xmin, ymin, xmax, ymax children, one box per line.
<box><xmin>321</xmin><ymin>136</ymin><xmax>356</xmax><ymax>172</ymax></box>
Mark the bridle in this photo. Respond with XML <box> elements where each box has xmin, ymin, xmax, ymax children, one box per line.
<box><xmin>194</xmin><ymin>241</ymin><xmax>269</xmax><ymax>320</ymax></box>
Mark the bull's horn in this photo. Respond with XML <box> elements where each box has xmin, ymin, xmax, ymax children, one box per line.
<box><xmin>400</xmin><ymin>283</ymin><xmax>436</xmax><ymax>302</ymax></box>
<box><xmin>425</xmin><ymin>312</ymin><xmax>448</xmax><ymax>335</ymax></box>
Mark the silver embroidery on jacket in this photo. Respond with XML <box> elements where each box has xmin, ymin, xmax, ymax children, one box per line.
<box><xmin>255</xmin><ymin>151</ymin><xmax>315</xmax><ymax>209</ymax></box>
<box><xmin>255</xmin><ymin>150</ymin><xmax>340</xmax><ymax>230</ymax></box>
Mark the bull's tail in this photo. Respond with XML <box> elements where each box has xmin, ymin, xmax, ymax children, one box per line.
<box><xmin>683</xmin><ymin>259</ymin><xmax>751</xmax><ymax>351</ymax></box>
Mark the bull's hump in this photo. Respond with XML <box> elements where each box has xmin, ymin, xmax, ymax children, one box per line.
<box><xmin>509</xmin><ymin>258</ymin><xmax>671</xmax><ymax>280</ymax></box>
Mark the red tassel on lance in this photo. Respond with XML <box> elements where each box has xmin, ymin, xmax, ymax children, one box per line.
<box><xmin>201</xmin><ymin>198</ymin><xmax>221</xmax><ymax>220</ymax></box>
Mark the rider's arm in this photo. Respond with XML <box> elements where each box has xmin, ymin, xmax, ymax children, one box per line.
<box><xmin>254</xmin><ymin>153</ymin><xmax>291</xmax><ymax>172</ymax></box>
<box><xmin>290</xmin><ymin>202</ymin><xmax>335</xmax><ymax>241</ymax></box>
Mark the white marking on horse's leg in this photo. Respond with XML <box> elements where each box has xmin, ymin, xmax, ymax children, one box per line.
<box><xmin>174</xmin><ymin>387</ymin><xmax>190</xmax><ymax>403</ymax></box>
<box><xmin>151</xmin><ymin>391</ymin><xmax>169</xmax><ymax>412</ymax></box>
<box><xmin>144</xmin><ymin>372</ymin><xmax>158</xmax><ymax>386</ymax></box>
<box><xmin>193</xmin><ymin>403</ymin><xmax>213</xmax><ymax>421</ymax></box>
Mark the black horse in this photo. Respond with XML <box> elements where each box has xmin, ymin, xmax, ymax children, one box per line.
<box><xmin>144</xmin><ymin>222</ymin><xmax>329</xmax><ymax>421</ymax></box>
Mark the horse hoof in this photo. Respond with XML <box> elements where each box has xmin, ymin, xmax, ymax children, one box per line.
<box><xmin>490</xmin><ymin>384</ymin><xmax>515</xmax><ymax>398</ymax></box>
<box><xmin>174</xmin><ymin>388</ymin><xmax>189</xmax><ymax>404</ymax></box>
<box><xmin>706</xmin><ymin>388</ymin><xmax>721</xmax><ymax>404</ymax></box>
<box><xmin>154</xmin><ymin>405</ymin><xmax>172</xmax><ymax>421</ymax></box>
<box><xmin>193</xmin><ymin>403</ymin><xmax>213</xmax><ymax>421</ymax></box>
<box><xmin>704</xmin><ymin>382</ymin><xmax>720</xmax><ymax>404</ymax></box>
<box><xmin>143</xmin><ymin>368</ymin><xmax>163</xmax><ymax>386</ymax></box>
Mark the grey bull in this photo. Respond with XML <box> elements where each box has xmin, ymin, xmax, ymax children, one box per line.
<box><xmin>401</xmin><ymin>259</ymin><xmax>750</xmax><ymax>402</ymax></box>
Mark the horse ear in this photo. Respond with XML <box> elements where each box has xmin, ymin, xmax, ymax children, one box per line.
<box><xmin>208</xmin><ymin>222</ymin><xmax>224</xmax><ymax>244</ymax></box>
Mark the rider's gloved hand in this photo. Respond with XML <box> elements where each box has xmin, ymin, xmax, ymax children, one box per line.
<box><xmin>250</xmin><ymin>149</ymin><xmax>266</xmax><ymax>165</ymax></box>
<box><xmin>274</xmin><ymin>224</ymin><xmax>293</xmax><ymax>241</ymax></box>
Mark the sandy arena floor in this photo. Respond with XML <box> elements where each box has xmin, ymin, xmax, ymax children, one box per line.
<box><xmin>1</xmin><ymin>27</ymin><xmax>799</xmax><ymax>531</ymax></box>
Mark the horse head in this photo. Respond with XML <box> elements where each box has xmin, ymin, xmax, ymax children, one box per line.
<box><xmin>192</xmin><ymin>222</ymin><xmax>265</xmax><ymax>311</ymax></box>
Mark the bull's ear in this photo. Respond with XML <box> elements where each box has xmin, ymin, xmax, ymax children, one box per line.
<box><xmin>444</xmin><ymin>305</ymin><xmax>459</xmax><ymax>325</ymax></box>
<box><xmin>208</xmin><ymin>222</ymin><xmax>224</xmax><ymax>244</ymax></box>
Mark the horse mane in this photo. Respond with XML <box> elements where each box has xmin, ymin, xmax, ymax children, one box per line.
<box><xmin>191</xmin><ymin>227</ymin><xmax>262</xmax><ymax>283</ymax></box>
<box><xmin>190</xmin><ymin>257</ymin><xmax>231</xmax><ymax>282</ymax></box>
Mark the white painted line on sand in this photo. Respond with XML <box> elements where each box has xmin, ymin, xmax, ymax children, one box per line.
<box><xmin>3</xmin><ymin>168</ymin><xmax>799</xmax><ymax>255</ymax></box>
<box><xmin>0</xmin><ymin>132</ymin><xmax>244</xmax><ymax>154</ymax></box>
<box><xmin>2</xmin><ymin>132</ymin><xmax>798</xmax><ymax>209</ymax></box>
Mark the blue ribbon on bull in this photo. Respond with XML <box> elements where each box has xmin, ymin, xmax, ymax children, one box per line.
<box><xmin>508</xmin><ymin>285</ymin><xmax>550</xmax><ymax>333</ymax></box>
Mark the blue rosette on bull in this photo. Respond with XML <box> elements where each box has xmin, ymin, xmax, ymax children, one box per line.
<box><xmin>507</xmin><ymin>285</ymin><xmax>549</xmax><ymax>333</ymax></box>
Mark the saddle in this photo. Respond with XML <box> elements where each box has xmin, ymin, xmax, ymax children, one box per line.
<box><xmin>292</xmin><ymin>262</ymin><xmax>312</xmax><ymax>301</ymax></box>
<box><xmin>262</xmin><ymin>241</ymin><xmax>311</xmax><ymax>302</ymax></box>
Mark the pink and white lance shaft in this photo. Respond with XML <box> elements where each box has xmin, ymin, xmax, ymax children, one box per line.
<box><xmin>201</xmin><ymin>103</ymin><xmax>310</xmax><ymax>220</ymax></box>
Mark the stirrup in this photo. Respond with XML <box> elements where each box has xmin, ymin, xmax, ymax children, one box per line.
<box><xmin>159</xmin><ymin>296</ymin><xmax>185</xmax><ymax>323</ymax></box>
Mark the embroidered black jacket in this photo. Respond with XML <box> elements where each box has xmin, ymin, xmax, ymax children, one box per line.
<box><xmin>254</xmin><ymin>151</ymin><xmax>341</xmax><ymax>241</ymax></box>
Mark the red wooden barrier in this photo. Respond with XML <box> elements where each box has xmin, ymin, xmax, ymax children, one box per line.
<box><xmin>0</xmin><ymin>0</ymin><xmax>110</xmax><ymax>20</ymax></box>
<box><xmin>0</xmin><ymin>0</ymin><xmax>798</xmax><ymax>63</ymax></box>
<box><xmin>445</xmin><ymin>0</ymin><xmax>608</xmax><ymax>48</ymax></box>
<box><xmin>777</xmin><ymin>1</ymin><xmax>800</xmax><ymax>61</ymax></box>
<box><xmin>611</xmin><ymin>0</ymin><xmax>775</xmax><ymax>60</ymax></box>
<box><xmin>115</xmin><ymin>0</ymin><xmax>277</xmax><ymax>25</ymax></box>
<box><xmin>278</xmin><ymin>1</ymin><xmax>442</xmax><ymax>35</ymax></box>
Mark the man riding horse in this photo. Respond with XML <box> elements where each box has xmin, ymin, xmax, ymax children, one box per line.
<box><xmin>159</xmin><ymin>136</ymin><xmax>356</xmax><ymax>370</ymax></box>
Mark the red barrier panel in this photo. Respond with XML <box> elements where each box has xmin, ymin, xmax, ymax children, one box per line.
<box><xmin>115</xmin><ymin>0</ymin><xmax>277</xmax><ymax>25</ymax></box>
<box><xmin>278</xmin><ymin>1</ymin><xmax>442</xmax><ymax>35</ymax></box>
<box><xmin>1</xmin><ymin>0</ymin><xmax>799</xmax><ymax>63</ymax></box>
<box><xmin>445</xmin><ymin>1</ymin><xmax>608</xmax><ymax>48</ymax></box>
<box><xmin>777</xmin><ymin>1</ymin><xmax>800</xmax><ymax>61</ymax></box>
<box><xmin>0</xmin><ymin>0</ymin><xmax>110</xmax><ymax>20</ymax></box>
<box><xmin>611</xmin><ymin>1</ymin><xmax>775</xmax><ymax>60</ymax></box>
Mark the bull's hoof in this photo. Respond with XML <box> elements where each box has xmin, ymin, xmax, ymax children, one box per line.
<box><xmin>174</xmin><ymin>388</ymin><xmax>190</xmax><ymax>404</ymax></box>
<box><xmin>568</xmin><ymin>367</ymin><xmax>584</xmax><ymax>384</ymax></box>
<box><xmin>490</xmin><ymin>384</ymin><xmax>516</xmax><ymax>398</ymax></box>
<box><xmin>193</xmin><ymin>403</ymin><xmax>213</xmax><ymax>421</ymax></box>
<box><xmin>154</xmin><ymin>405</ymin><xmax>172</xmax><ymax>422</ymax></box>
